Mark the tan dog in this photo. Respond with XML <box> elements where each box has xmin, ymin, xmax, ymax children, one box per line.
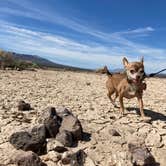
<box><xmin>105</xmin><ymin>57</ymin><xmax>146</xmax><ymax>118</ymax></box>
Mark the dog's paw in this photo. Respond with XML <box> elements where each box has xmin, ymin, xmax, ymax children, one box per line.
<box><xmin>140</xmin><ymin>116</ymin><xmax>151</xmax><ymax>122</ymax></box>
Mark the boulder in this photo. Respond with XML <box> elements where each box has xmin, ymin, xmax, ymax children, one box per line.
<box><xmin>56</xmin><ymin>130</ymin><xmax>73</xmax><ymax>147</ymax></box>
<box><xmin>128</xmin><ymin>143</ymin><xmax>156</xmax><ymax>166</ymax></box>
<box><xmin>59</xmin><ymin>115</ymin><xmax>83</xmax><ymax>141</ymax></box>
<box><xmin>70</xmin><ymin>149</ymin><xmax>87</xmax><ymax>166</ymax></box>
<box><xmin>42</xmin><ymin>107</ymin><xmax>61</xmax><ymax>138</ymax></box>
<box><xmin>44</xmin><ymin>117</ymin><xmax>60</xmax><ymax>138</ymax></box>
<box><xmin>56</xmin><ymin>107</ymin><xmax>72</xmax><ymax>118</ymax></box>
<box><xmin>15</xmin><ymin>151</ymin><xmax>47</xmax><ymax>166</ymax></box>
<box><xmin>31</xmin><ymin>124</ymin><xmax>46</xmax><ymax>142</ymax></box>
<box><xmin>9</xmin><ymin>124</ymin><xmax>47</xmax><ymax>155</ymax></box>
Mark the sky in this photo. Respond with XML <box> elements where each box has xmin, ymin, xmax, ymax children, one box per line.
<box><xmin>0</xmin><ymin>0</ymin><xmax>166</xmax><ymax>72</ymax></box>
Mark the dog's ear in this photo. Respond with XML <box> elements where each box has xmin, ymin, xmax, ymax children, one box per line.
<box><xmin>140</xmin><ymin>56</ymin><xmax>144</xmax><ymax>64</ymax></box>
<box><xmin>123</xmin><ymin>57</ymin><xmax>129</xmax><ymax>67</ymax></box>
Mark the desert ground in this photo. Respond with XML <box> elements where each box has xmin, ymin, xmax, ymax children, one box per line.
<box><xmin>0</xmin><ymin>69</ymin><xmax>166</xmax><ymax>166</ymax></box>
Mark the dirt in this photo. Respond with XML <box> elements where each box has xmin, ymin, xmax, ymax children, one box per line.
<box><xmin>0</xmin><ymin>69</ymin><xmax>165</xmax><ymax>166</ymax></box>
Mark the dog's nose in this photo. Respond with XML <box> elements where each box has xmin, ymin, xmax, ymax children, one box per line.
<box><xmin>136</xmin><ymin>75</ymin><xmax>140</xmax><ymax>80</ymax></box>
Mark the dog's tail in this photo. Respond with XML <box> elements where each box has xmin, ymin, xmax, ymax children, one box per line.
<box><xmin>103</xmin><ymin>66</ymin><xmax>112</xmax><ymax>76</ymax></box>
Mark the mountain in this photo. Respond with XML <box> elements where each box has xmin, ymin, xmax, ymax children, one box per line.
<box><xmin>12</xmin><ymin>52</ymin><xmax>93</xmax><ymax>71</ymax></box>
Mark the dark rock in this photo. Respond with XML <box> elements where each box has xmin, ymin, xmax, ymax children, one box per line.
<box><xmin>42</xmin><ymin>107</ymin><xmax>61</xmax><ymax>138</ymax></box>
<box><xmin>18</xmin><ymin>100</ymin><xmax>31</xmax><ymax>111</ymax></box>
<box><xmin>56</xmin><ymin>107</ymin><xmax>72</xmax><ymax>118</ymax></box>
<box><xmin>56</xmin><ymin>130</ymin><xmax>73</xmax><ymax>147</ymax></box>
<box><xmin>59</xmin><ymin>115</ymin><xmax>83</xmax><ymax>141</ymax></box>
<box><xmin>15</xmin><ymin>151</ymin><xmax>47</xmax><ymax>166</ymax></box>
<box><xmin>44</xmin><ymin>117</ymin><xmax>60</xmax><ymax>138</ymax></box>
<box><xmin>70</xmin><ymin>150</ymin><xmax>87</xmax><ymax>166</ymax></box>
<box><xmin>9</xmin><ymin>125</ymin><xmax>47</xmax><ymax>155</ymax></box>
<box><xmin>9</xmin><ymin>131</ymin><xmax>31</xmax><ymax>149</ymax></box>
<box><xmin>47</xmin><ymin>139</ymin><xmax>68</xmax><ymax>153</ymax></box>
<box><xmin>54</xmin><ymin>146</ymin><xmax>68</xmax><ymax>153</ymax></box>
<box><xmin>43</xmin><ymin>107</ymin><xmax>57</xmax><ymax>119</ymax></box>
<box><xmin>31</xmin><ymin>124</ymin><xmax>46</xmax><ymax>142</ymax></box>
<box><xmin>109</xmin><ymin>129</ymin><xmax>121</xmax><ymax>136</ymax></box>
<box><xmin>128</xmin><ymin>143</ymin><xmax>156</xmax><ymax>166</ymax></box>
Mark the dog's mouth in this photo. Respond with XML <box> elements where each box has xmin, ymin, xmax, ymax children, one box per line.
<box><xmin>132</xmin><ymin>78</ymin><xmax>140</xmax><ymax>84</ymax></box>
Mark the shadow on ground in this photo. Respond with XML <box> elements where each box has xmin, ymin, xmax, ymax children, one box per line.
<box><xmin>126</xmin><ymin>107</ymin><xmax>166</xmax><ymax>122</ymax></box>
<box><xmin>72</xmin><ymin>132</ymin><xmax>91</xmax><ymax>147</ymax></box>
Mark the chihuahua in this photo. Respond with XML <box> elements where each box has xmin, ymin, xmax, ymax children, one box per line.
<box><xmin>105</xmin><ymin>57</ymin><xmax>146</xmax><ymax>118</ymax></box>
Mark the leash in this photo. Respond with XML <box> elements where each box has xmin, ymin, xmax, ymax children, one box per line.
<box><xmin>148</xmin><ymin>68</ymin><xmax>166</xmax><ymax>77</ymax></box>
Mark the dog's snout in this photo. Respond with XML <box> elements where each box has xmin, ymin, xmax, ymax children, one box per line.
<box><xmin>136</xmin><ymin>75</ymin><xmax>140</xmax><ymax>79</ymax></box>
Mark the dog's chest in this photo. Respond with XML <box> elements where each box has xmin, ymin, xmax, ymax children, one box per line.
<box><xmin>125</xmin><ymin>84</ymin><xmax>138</xmax><ymax>98</ymax></box>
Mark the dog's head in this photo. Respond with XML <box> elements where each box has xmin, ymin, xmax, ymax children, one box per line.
<box><xmin>123</xmin><ymin>57</ymin><xmax>145</xmax><ymax>83</ymax></box>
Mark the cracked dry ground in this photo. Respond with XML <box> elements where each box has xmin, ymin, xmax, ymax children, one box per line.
<box><xmin>0</xmin><ymin>69</ymin><xmax>166</xmax><ymax>166</ymax></box>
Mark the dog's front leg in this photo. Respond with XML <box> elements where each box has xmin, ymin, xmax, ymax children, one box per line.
<box><xmin>119</xmin><ymin>95</ymin><xmax>124</xmax><ymax>115</ymax></box>
<box><xmin>137</xmin><ymin>96</ymin><xmax>145</xmax><ymax>118</ymax></box>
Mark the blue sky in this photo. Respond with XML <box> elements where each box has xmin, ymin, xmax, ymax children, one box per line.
<box><xmin>0</xmin><ymin>0</ymin><xmax>166</xmax><ymax>72</ymax></box>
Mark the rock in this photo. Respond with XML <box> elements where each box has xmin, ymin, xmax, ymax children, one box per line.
<box><xmin>43</xmin><ymin>160</ymin><xmax>56</xmax><ymax>166</ymax></box>
<box><xmin>61</xmin><ymin>150</ymin><xmax>87</xmax><ymax>166</ymax></box>
<box><xmin>59</xmin><ymin>115</ymin><xmax>83</xmax><ymax>140</ymax></box>
<box><xmin>128</xmin><ymin>143</ymin><xmax>156</xmax><ymax>166</ymax></box>
<box><xmin>38</xmin><ymin>107</ymin><xmax>61</xmax><ymax>123</ymax></box>
<box><xmin>56</xmin><ymin>107</ymin><xmax>72</xmax><ymax>118</ymax></box>
<box><xmin>44</xmin><ymin>117</ymin><xmax>60</xmax><ymax>138</ymax></box>
<box><xmin>15</xmin><ymin>151</ymin><xmax>47</xmax><ymax>166</ymax></box>
<box><xmin>56</xmin><ymin>130</ymin><xmax>73</xmax><ymax>147</ymax></box>
<box><xmin>18</xmin><ymin>100</ymin><xmax>31</xmax><ymax>111</ymax></box>
<box><xmin>43</xmin><ymin>107</ymin><xmax>57</xmax><ymax>120</ymax></box>
<box><xmin>0</xmin><ymin>142</ymin><xmax>24</xmax><ymax>165</ymax></box>
<box><xmin>9</xmin><ymin>125</ymin><xmax>47</xmax><ymax>155</ymax></box>
<box><xmin>61</xmin><ymin>151</ymin><xmax>72</xmax><ymax>165</ymax></box>
<box><xmin>41</xmin><ymin>151</ymin><xmax>61</xmax><ymax>163</ymax></box>
<box><xmin>31</xmin><ymin>124</ymin><xmax>46</xmax><ymax>143</ymax></box>
<box><xmin>109</xmin><ymin>129</ymin><xmax>121</xmax><ymax>136</ymax></box>
<box><xmin>9</xmin><ymin>131</ymin><xmax>31</xmax><ymax>149</ymax></box>
<box><xmin>107</xmin><ymin>151</ymin><xmax>133</xmax><ymax>166</ymax></box>
<box><xmin>145</xmin><ymin>130</ymin><xmax>162</xmax><ymax>148</ymax></box>
<box><xmin>70</xmin><ymin>150</ymin><xmax>87</xmax><ymax>166</ymax></box>
<box><xmin>47</xmin><ymin>139</ymin><xmax>68</xmax><ymax>153</ymax></box>
<box><xmin>42</xmin><ymin>107</ymin><xmax>61</xmax><ymax>138</ymax></box>
<box><xmin>86</xmin><ymin>82</ymin><xmax>91</xmax><ymax>86</ymax></box>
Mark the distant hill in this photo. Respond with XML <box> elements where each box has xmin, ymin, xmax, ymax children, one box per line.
<box><xmin>12</xmin><ymin>52</ymin><xmax>93</xmax><ymax>71</ymax></box>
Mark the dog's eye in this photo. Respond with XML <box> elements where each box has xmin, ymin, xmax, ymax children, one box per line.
<box><xmin>140</xmin><ymin>70</ymin><xmax>144</xmax><ymax>73</ymax></box>
<box><xmin>130</xmin><ymin>70</ymin><xmax>135</xmax><ymax>74</ymax></box>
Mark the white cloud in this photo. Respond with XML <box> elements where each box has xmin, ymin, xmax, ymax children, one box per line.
<box><xmin>0</xmin><ymin>23</ymin><xmax>125</xmax><ymax>68</ymax></box>
<box><xmin>114</xmin><ymin>27</ymin><xmax>155</xmax><ymax>36</ymax></box>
